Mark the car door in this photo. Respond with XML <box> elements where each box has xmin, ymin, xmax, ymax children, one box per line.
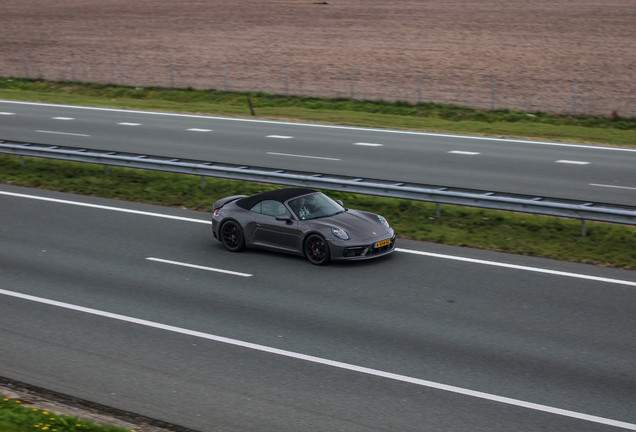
<box><xmin>254</xmin><ymin>200</ymin><xmax>301</xmax><ymax>253</ymax></box>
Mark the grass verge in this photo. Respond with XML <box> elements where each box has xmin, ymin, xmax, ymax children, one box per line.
<box><xmin>1</xmin><ymin>77</ymin><xmax>635</xmax><ymax>147</ymax></box>
<box><xmin>0</xmin><ymin>396</ymin><xmax>132</xmax><ymax>432</ymax></box>
<box><xmin>2</xmin><ymin>154</ymin><xmax>635</xmax><ymax>269</ymax></box>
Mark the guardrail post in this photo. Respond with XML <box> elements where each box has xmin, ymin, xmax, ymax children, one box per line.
<box><xmin>20</xmin><ymin>156</ymin><xmax>25</xmax><ymax>166</ymax></box>
<box><xmin>201</xmin><ymin>176</ymin><xmax>207</xmax><ymax>189</ymax></box>
<box><xmin>104</xmin><ymin>165</ymin><xmax>109</xmax><ymax>177</ymax></box>
<box><xmin>581</xmin><ymin>219</ymin><xmax>587</xmax><ymax>237</ymax></box>
<box><xmin>435</xmin><ymin>203</ymin><xmax>441</xmax><ymax>218</ymax></box>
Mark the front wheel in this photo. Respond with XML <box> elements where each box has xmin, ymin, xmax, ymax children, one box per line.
<box><xmin>304</xmin><ymin>234</ymin><xmax>330</xmax><ymax>265</ymax></box>
<box><xmin>220</xmin><ymin>220</ymin><xmax>245</xmax><ymax>252</ymax></box>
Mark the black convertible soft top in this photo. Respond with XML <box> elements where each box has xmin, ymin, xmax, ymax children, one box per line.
<box><xmin>236</xmin><ymin>188</ymin><xmax>317</xmax><ymax>210</ymax></box>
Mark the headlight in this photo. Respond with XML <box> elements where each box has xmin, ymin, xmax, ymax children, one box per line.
<box><xmin>331</xmin><ymin>227</ymin><xmax>349</xmax><ymax>240</ymax></box>
<box><xmin>377</xmin><ymin>215</ymin><xmax>390</xmax><ymax>229</ymax></box>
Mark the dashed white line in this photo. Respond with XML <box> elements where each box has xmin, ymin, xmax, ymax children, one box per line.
<box><xmin>187</xmin><ymin>128</ymin><xmax>212</xmax><ymax>132</ymax></box>
<box><xmin>0</xmin><ymin>287</ymin><xmax>634</xmax><ymax>431</ymax></box>
<box><xmin>35</xmin><ymin>130</ymin><xmax>89</xmax><ymax>137</ymax></box>
<box><xmin>266</xmin><ymin>152</ymin><xmax>341</xmax><ymax>161</ymax></box>
<box><xmin>0</xmin><ymin>112</ymin><xmax>15</xmax><ymax>115</ymax></box>
<box><xmin>146</xmin><ymin>257</ymin><xmax>252</xmax><ymax>277</ymax></box>
<box><xmin>449</xmin><ymin>151</ymin><xmax>480</xmax><ymax>155</ymax></box>
<box><xmin>556</xmin><ymin>160</ymin><xmax>590</xmax><ymax>165</ymax></box>
<box><xmin>353</xmin><ymin>142</ymin><xmax>384</xmax><ymax>147</ymax></box>
<box><xmin>590</xmin><ymin>184</ymin><xmax>636</xmax><ymax>191</ymax></box>
<box><xmin>52</xmin><ymin>117</ymin><xmax>75</xmax><ymax>120</ymax></box>
<box><xmin>118</xmin><ymin>122</ymin><xmax>141</xmax><ymax>126</ymax></box>
<box><xmin>266</xmin><ymin>135</ymin><xmax>294</xmax><ymax>139</ymax></box>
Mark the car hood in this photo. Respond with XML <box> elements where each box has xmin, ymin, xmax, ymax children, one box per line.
<box><xmin>310</xmin><ymin>209</ymin><xmax>393</xmax><ymax>240</ymax></box>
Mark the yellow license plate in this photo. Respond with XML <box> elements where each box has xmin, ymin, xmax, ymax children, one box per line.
<box><xmin>374</xmin><ymin>238</ymin><xmax>391</xmax><ymax>248</ymax></box>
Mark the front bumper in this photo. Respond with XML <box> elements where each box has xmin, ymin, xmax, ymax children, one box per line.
<box><xmin>329</xmin><ymin>234</ymin><xmax>396</xmax><ymax>261</ymax></box>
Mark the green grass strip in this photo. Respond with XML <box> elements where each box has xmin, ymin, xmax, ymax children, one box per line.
<box><xmin>2</xmin><ymin>155</ymin><xmax>635</xmax><ymax>269</ymax></box>
<box><xmin>1</xmin><ymin>77</ymin><xmax>635</xmax><ymax>147</ymax></box>
<box><xmin>0</xmin><ymin>396</ymin><xmax>132</xmax><ymax>432</ymax></box>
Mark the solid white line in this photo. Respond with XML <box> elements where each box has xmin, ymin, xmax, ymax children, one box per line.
<box><xmin>266</xmin><ymin>135</ymin><xmax>294</xmax><ymax>139</ymax></box>
<box><xmin>0</xmin><ymin>191</ymin><xmax>211</xmax><ymax>224</ymax></box>
<box><xmin>353</xmin><ymin>142</ymin><xmax>384</xmax><ymax>147</ymax></box>
<box><xmin>146</xmin><ymin>257</ymin><xmax>252</xmax><ymax>277</ymax></box>
<box><xmin>267</xmin><ymin>152</ymin><xmax>341</xmax><ymax>161</ymax></box>
<box><xmin>52</xmin><ymin>117</ymin><xmax>74</xmax><ymax>120</ymax></box>
<box><xmin>3</xmin><ymin>100</ymin><xmax>635</xmax><ymax>153</ymax></box>
<box><xmin>556</xmin><ymin>160</ymin><xmax>590</xmax><ymax>165</ymax></box>
<box><xmin>0</xmin><ymin>287</ymin><xmax>634</xmax><ymax>430</ymax></box>
<box><xmin>590</xmin><ymin>184</ymin><xmax>636</xmax><ymax>191</ymax></box>
<box><xmin>187</xmin><ymin>128</ymin><xmax>212</xmax><ymax>132</ymax></box>
<box><xmin>396</xmin><ymin>248</ymin><xmax>636</xmax><ymax>287</ymax></box>
<box><xmin>449</xmin><ymin>151</ymin><xmax>480</xmax><ymax>155</ymax></box>
<box><xmin>0</xmin><ymin>112</ymin><xmax>15</xmax><ymax>115</ymax></box>
<box><xmin>35</xmin><ymin>130</ymin><xmax>89</xmax><ymax>137</ymax></box>
<box><xmin>118</xmin><ymin>122</ymin><xmax>140</xmax><ymax>126</ymax></box>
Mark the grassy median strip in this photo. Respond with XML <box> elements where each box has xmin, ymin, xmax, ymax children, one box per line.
<box><xmin>0</xmin><ymin>396</ymin><xmax>132</xmax><ymax>432</ymax></box>
<box><xmin>1</xmin><ymin>154</ymin><xmax>635</xmax><ymax>269</ymax></box>
<box><xmin>1</xmin><ymin>77</ymin><xmax>636</xmax><ymax>147</ymax></box>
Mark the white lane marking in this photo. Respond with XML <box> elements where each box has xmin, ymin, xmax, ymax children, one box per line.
<box><xmin>4</xmin><ymin>190</ymin><xmax>636</xmax><ymax>288</ymax></box>
<box><xmin>266</xmin><ymin>152</ymin><xmax>341</xmax><ymax>161</ymax></box>
<box><xmin>266</xmin><ymin>135</ymin><xmax>294</xmax><ymax>139</ymax></box>
<box><xmin>0</xmin><ymin>191</ymin><xmax>210</xmax><ymax>224</ymax></box>
<box><xmin>147</xmin><ymin>257</ymin><xmax>252</xmax><ymax>277</ymax></box>
<box><xmin>187</xmin><ymin>128</ymin><xmax>212</xmax><ymax>132</ymax></box>
<box><xmin>590</xmin><ymin>184</ymin><xmax>636</xmax><ymax>191</ymax></box>
<box><xmin>52</xmin><ymin>117</ymin><xmax>74</xmax><ymax>120</ymax></box>
<box><xmin>4</xmin><ymin>100</ymin><xmax>636</xmax><ymax>153</ymax></box>
<box><xmin>0</xmin><ymin>288</ymin><xmax>634</xmax><ymax>431</ymax></box>
<box><xmin>353</xmin><ymin>142</ymin><xmax>384</xmax><ymax>147</ymax></box>
<box><xmin>35</xmin><ymin>130</ymin><xmax>89</xmax><ymax>137</ymax></box>
<box><xmin>0</xmin><ymin>112</ymin><xmax>15</xmax><ymax>115</ymax></box>
<box><xmin>396</xmin><ymin>248</ymin><xmax>636</xmax><ymax>287</ymax></box>
<box><xmin>449</xmin><ymin>151</ymin><xmax>480</xmax><ymax>155</ymax></box>
<box><xmin>118</xmin><ymin>122</ymin><xmax>140</xmax><ymax>126</ymax></box>
<box><xmin>556</xmin><ymin>160</ymin><xmax>590</xmax><ymax>165</ymax></box>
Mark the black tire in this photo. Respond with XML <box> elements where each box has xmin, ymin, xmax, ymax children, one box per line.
<box><xmin>304</xmin><ymin>234</ymin><xmax>330</xmax><ymax>265</ymax></box>
<box><xmin>220</xmin><ymin>220</ymin><xmax>245</xmax><ymax>252</ymax></box>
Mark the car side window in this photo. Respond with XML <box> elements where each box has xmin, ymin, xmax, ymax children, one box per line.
<box><xmin>249</xmin><ymin>202</ymin><xmax>261</xmax><ymax>213</ymax></box>
<box><xmin>261</xmin><ymin>200</ymin><xmax>291</xmax><ymax>218</ymax></box>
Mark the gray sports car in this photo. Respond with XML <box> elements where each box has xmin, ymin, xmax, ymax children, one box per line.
<box><xmin>211</xmin><ymin>188</ymin><xmax>396</xmax><ymax>265</ymax></box>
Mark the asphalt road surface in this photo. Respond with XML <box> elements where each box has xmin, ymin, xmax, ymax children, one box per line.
<box><xmin>1</xmin><ymin>100</ymin><xmax>636</xmax><ymax>206</ymax></box>
<box><xmin>1</xmin><ymin>184</ymin><xmax>635</xmax><ymax>432</ymax></box>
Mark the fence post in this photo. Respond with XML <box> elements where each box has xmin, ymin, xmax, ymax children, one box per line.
<box><xmin>119</xmin><ymin>60</ymin><xmax>124</xmax><ymax>85</ymax></box>
<box><xmin>224</xmin><ymin>64</ymin><xmax>228</xmax><ymax>92</ymax></box>
<box><xmin>284</xmin><ymin>67</ymin><xmax>289</xmax><ymax>96</ymax></box>
<box><xmin>350</xmin><ymin>69</ymin><xmax>354</xmax><ymax>99</ymax></box>
<box><xmin>24</xmin><ymin>56</ymin><xmax>29</xmax><ymax>79</ymax></box>
<box><xmin>170</xmin><ymin>62</ymin><xmax>174</xmax><ymax>89</ymax></box>
<box><xmin>417</xmin><ymin>73</ymin><xmax>422</xmax><ymax>105</ymax></box>
<box><xmin>572</xmin><ymin>79</ymin><xmax>577</xmax><ymax>116</ymax></box>
<box><xmin>490</xmin><ymin>75</ymin><xmax>495</xmax><ymax>111</ymax></box>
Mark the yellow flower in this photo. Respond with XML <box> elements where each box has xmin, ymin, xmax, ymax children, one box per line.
<box><xmin>43</xmin><ymin>412</ymin><xmax>48</xmax><ymax>415</ymax></box>
<box><xmin>33</xmin><ymin>408</ymin><xmax>39</xmax><ymax>411</ymax></box>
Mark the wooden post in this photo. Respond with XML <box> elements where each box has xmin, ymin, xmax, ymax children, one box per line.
<box><xmin>247</xmin><ymin>94</ymin><xmax>256</xmax><ymax>116</ymax></box>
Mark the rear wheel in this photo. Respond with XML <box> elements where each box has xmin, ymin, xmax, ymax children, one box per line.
<box><xmin>304</xmin><ymin>234</ymin><xmax>330</xmax><ymax>265</ymax></box>
<box><xmin>220</xmin><ymin>221</ymin><xmax>245</xmax><ymax>252</ymax></box>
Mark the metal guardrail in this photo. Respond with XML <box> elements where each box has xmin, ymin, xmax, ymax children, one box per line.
<box><xmin>1</xmin><ymin>140</ymin><xmax>635</xmax><ymax>231</ymax></box>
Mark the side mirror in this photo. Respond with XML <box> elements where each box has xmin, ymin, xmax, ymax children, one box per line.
<box><xmin>335</xmin><ymin>200</ymin><xmax>344</xmax><ymax>207</ymax></box>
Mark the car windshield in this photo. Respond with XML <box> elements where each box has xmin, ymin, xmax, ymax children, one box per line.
<box><xmin>288</xmin><ymin>192</ymin><xmax>344</xmax><ymax>220</ymax></box>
